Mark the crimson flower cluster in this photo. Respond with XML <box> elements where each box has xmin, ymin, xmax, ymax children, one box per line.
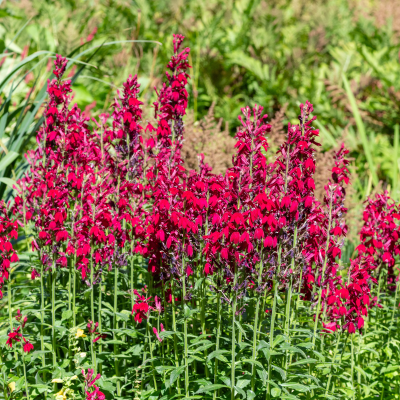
<box><xmin>131</xmin><ymin>289</ymin><xmax>153</xmax><ymax>323</ymax></box>
<box><xmin>87</xmin><ymin>320</ymin><xmax>107</xmax><ymax>343</ymax></box>
<box><xmin>144</xmin><ymin>34</ymin><xmax>195</xmax><ymax>288</ymax></box>
<box><xmin>356</xmin><ymin>192</ymin><xmax>400</xmax><ymax>290</ymax></box>
<box><xmin>82</xmin><ymin>369</ymin><xmax>105</xmax><ymax>400</ymax></box>
<box><xmin>0</xmin><ymin>201</ymin><xmax>18</xmax><ymax>299</ymax></box>
<box><xmin>6</xmin><ymin>310</ymin><xmax>34</xmax><ymax>353</ymax></box>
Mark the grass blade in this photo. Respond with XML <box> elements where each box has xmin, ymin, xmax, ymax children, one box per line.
<box><xmin>342</xmin><ymin>73</ymin><xmax>378</xmax><ymax>187</ymax></box>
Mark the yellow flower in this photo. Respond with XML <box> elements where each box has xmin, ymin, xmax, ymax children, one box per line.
<box><xmin>8</xmin><ymin>382</ymin><xmax>16</xmax><ymax>392</ymax></box>
<box><xmin>75</xmin><ymin>329</ymin><xmax>86</xmax><ymax>338</ymax></box>
<box><xmin>55</xmin><ymin>388</ymin><xmax>67</xmax><ymax>400</ymax></box>
<box><xmin>52</xmin><ymin>378</ymin><xmax>64</xmax><ymax>383</ymax></box>
<box><xmin>71</xmin><ymin>375</ymin><xmax>78</xmax><ymax>380</ymax></box>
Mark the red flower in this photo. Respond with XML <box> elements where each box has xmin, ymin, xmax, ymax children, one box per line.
<box><xmin>23</xmin><ymin>337</ymin><xmax>34</xmax><ymax>353</ymax></box>
<box><xmin>6</xmin><ymin>327</ymin><xmax>22</xmax><ymax>348</ymax></box>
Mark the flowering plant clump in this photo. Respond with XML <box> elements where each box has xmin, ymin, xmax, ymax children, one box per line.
<box><xmin>1</xmin><ymin>35</ymin><xmax>400</xmax><ymax>400</ymax></box>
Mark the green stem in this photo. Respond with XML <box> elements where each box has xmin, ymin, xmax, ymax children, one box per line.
<box><xmin>113</xmin><ymin>267</ymin><xmax>120</xmax><ymax>396</ymax></box>
<box><xmin>182</xmin><ymin>274</ymin><xmax>189</xmax><ymax>397</ymax></box>
<box><xmin>325</xmin><ymin>331</ymin><xmax>341</xmax><ymax>395</ymax></box>
<box><xmin>351</xmin><ymin>334</ymin><xmax>355</xmax><ymax>399</ymax></box>
<box><xmin>98</xmin><ymin>279</ymin><xmax>102</xmax><ymax>374</ymax></box>
<box><xmin>147</xmin><ymin>320</ymin><xmax>157</xmax><ymax>390</ymax></box>
<box><xmin>131</xmin><ymin>249</ymin><xmax>135</xmax><ymax>311</ymax></box>
<box><xmin>251</xmin><ymin>260</ymin><xmax>263</xmax><ymax>392</ymax></box>
<box><xmin>8</xmin><ymin>275</ymin><xmax>12</xmax><ymax>330</ymax></box>
<box><xmin>231</xmin><ymin>265</ymin><xmax>238</xmax><ymax>400</ymax></box>
<box><xmin>201</xmin><ymin>277</ymin><xmax>209</xmax><ymax>378</ymax></box>
<box><xmin>40</xmin><ymin>262</ymin><xmax>46</xmax><ymax>375</ymax></box>
<box><xmin>90</xmin><ymin>262</ymin><xmax>96</xmax><ymax>373</ymax></box>
<box><xmin>51</xmin><ymin>270</ymin><xmax>57</xmax><ymax>368</ymax></box>
<box><xmin>73</xmin><ymin>255</ymin><xmax>77</xmax><ymax>327</ymax></box>
<box><xmin>284</xmin><ymin>275</ymin><xmax>293</xmax><ymax>370</ymax></box>
<box><xmin>171</xmin><ymin>280</ymin><xmax>181</xmax><ymax>393</ymax></box>
<box><xmin>213</xmin><ymin>292</ymin><xmax>222</xmax><ymax>400</ymax></box>
<box><xmin>312</xmin><ymin>189</ymin><xmax>334</xmax><ymax>346</ymax></box>
<box><xmin>21</xmin><ymin>349</ymin><xmax>30</xmax><ymax>400</ymax></box>
<box><xmin>266</xmin><ymin>246</ymin><xmax>282</xmax><ymax>400</ymax></box>
<box><xmin>389</xmin><ymin>280</ymin><xmax>399</xmax><ymax>342</ymax></box>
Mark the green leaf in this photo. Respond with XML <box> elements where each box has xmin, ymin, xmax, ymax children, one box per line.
<box><xmin>236</xmin><ymin>379</ymin><xmax>250</xmax><ymax>389</ymax></box>
<box><xmin>196</xmin><ymin>384</ymin><xmax>229</xmax><ymax>393</ymax></box>
<box><xmin>271</xmin><ymin>387</ymin><xmax>281</xmax><ymax>397</ymax></box>
<box><xmin>158</xmin><ymin>330</ymin><xmax>178</xmax><ymax>339</ymax></box>
<box><xmin>272</xmin><ymin>365</ymin><xmax>286</xmax><ymax>380</ymax></box>
<box><xmin>0</xmin><ymin>177</ymin><xmax>17</xmax><ymax>189</ymax></box>
<box><xmin>170</xmin><ymin>366</ymin><xmax>185</xmax><ymax>385</ymax></box>
<box><xmin>220</xmin><ymin>376</ymin><xmax>231</xmax><ymax>387</ymax></box>
<box><xmin>207</xmin><ymin>349</ymin><xmax>229</xmax><ymax>362</ymax></box>
<box><xmin>237</xmin><ymin>359</ymin><xmax>264</xmax><ymax>369</ymax></box>
<box><xmin>61</xmin><ymin>310</ymin><xmax>73</xmax><ymax>321</ymax></box>
<box><xmin>102</xmin><ymin>340</ymin><xmax>125</xmax><ymax>345</ymax></box>
<box><xmin>281</xmin><ymin>383</ymin><xmax>309</xmax><ymax>392</ymax></box>
<box><xmin>234</xmin><ymin>320</ymin><xmax>247</xmax><ymax>339</ymax></box>
<box><xmin>289</xmin><ymin>358</ymin><xmax>317</xmax><ymax>367</ymax></box>
<box><xmin>234</xmin><ymin>385</ymin><xmax>246</xmax><ymax>397</ymax></box>
<box><xmin>194</xmin><ymin>277</ymin><xmax>204</xmax><ymax>291</ymax></box>
<box><xmin>272</xmin><ymin>335</ymin><xmax>284</xmax><ymax>349</ymax></box>
<box><xmin>247</xmin><ymin>390</ymin><xmax>256</xmax><ymax>400</ymax></box>
<box><xmin>0</xmin><ymin>151</ymin><xmax>18</xmax><ymax>172</ymax></box>
<box><xmin>115</xmin><ymin>312</ymin><xmax>129</xmax><ymax>322</ymax></box>
<box><xmin>155</xmin><ymin>365</ymin><xmax>175</xmax><ymax>374</ymax></box>
<box><xmin>342</xmin><ymin>73</ymin><xmax>378</xmax><ymax>187</ymax></box>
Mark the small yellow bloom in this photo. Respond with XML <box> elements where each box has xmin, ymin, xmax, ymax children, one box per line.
<box><xmin>75</xmin><ymin>329</ymin><xmax>86</xmax><ymax>338</ymax></box>
<box><xmin>55</xmin><ymin>388</ymin><xmax>67</xmax><ymax>400</ymax></box>
<box><xmin>8</xmin><ymin>382</ymin><xmax>16</xmax><ymax>392</ymax></box>
<box><xmin>71</xmin><ymin>375</ymin><xmax>78</xmax><ymax>380</ymax></box>
<box><xmin>79</xmin><ymin>352</ymin><xmax>87</xmax><ymax>358</ymax></box>
<box><xmin>52</xmin><ymin>378</ymin><xmax>64</xmax><ymax>383</ymax></box>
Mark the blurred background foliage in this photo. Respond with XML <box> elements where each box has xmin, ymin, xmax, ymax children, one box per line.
<box><xmin>1</xmin><ymin>0</ymin><xmax>400</xmax><ymax>250</ymax></box>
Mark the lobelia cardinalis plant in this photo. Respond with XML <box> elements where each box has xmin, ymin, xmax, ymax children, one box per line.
<box><xmin>3</xmin><ymin>34</ymin><xmax>400</xmax><ymax>400</ymax></box>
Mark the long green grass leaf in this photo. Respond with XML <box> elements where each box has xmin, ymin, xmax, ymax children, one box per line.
<box><xmin>342</xmin><ymin>73</ymin><xmax>378</xmax><ymax>187</ymax></box>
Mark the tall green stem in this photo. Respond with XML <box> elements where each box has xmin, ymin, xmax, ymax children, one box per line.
<box><xmin>231</xmin><ymin>265</ymin><xmax>238</xmax><ymax>400</ymax></box>
<box><xmin>389</xmin><ymin>280</ymin><xmax>399</xmax><ymax>342</ymax></box>
<box><xmin>21</xmin><ymin>348</ymin><xmax>30</xmax><ymax>400</ymax></box>
<box><xmin>201</xmin><ymin>277</ymin><xmax>209</xmax><ymax>378</ymax></box>
<box><xmin>113</xmin><ymin>267</ymin><xmax>120</xmax><ymax>396</ymax></box>
<box><xmin>90</xmin><ymin>261</ymin><xmax>96</xmax><ymax>373</ymax></box>
<box><xmin>147</xmin><ymin>320</ymin><xmax>157</xmax><ymax>390</ymax></box>
<box><xmin>40</xmin><ymin>263</ymin><xmax>46</xmax><ymax>375</ymax></box>
<box><xmin>73</xmin><ymin>255</ymin><xmax>77</xmax><ymax>327</ymax></box>
<box><xmin>251</xmin><ymin>260</ymin><xmax>263</xmax><ymax>391</ymax></box>
<box><xmin>351</xmin><ymin>334</ymin><xmax>355</xmax><ymax>399</ymax></box>
<box><xmin>98</xmin><ymin>279</ymin><xmax>102</xmax><ymax>374</ymax></box>
<box><xmin>182</xmin><ymin>274</ymin><xmax>189</xmax><ymax>397</ymax></box>
<box><xmin>312</xmin><ymin>190</ymin><xmax>334</xmax><ymax>346</ymax></box>
<box><xmin>8</xmin><ymin>275</ymin><xmax>12</xmax><ymax>330</ymax></box>
<box><xmin>325</xmin><ymin>331</ymin><xmax>341</xmax><ymax>395</ymax></box>
<box><xmin>213</xmin><ymin>292</ymin><xmax>222</xmax><ymax>400</ymax></box>
<box><xmin>266</xmin><ymin>246</ymin><xmax>282</xmax><ymax>399</ymax></box>
<box><xmin>284</xmin><ymin>276</ymin><xmax>293</xmax><ymax>370</ymax></box>
<box><xmin>51</xmin><ymin>270</ymin><xmax>57</xmax><ymax>368</ymax></box>
<box><xmin>171</xmin><ymin>280</ymin><xmax>181</xmax><ymax>393</ymax></box>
